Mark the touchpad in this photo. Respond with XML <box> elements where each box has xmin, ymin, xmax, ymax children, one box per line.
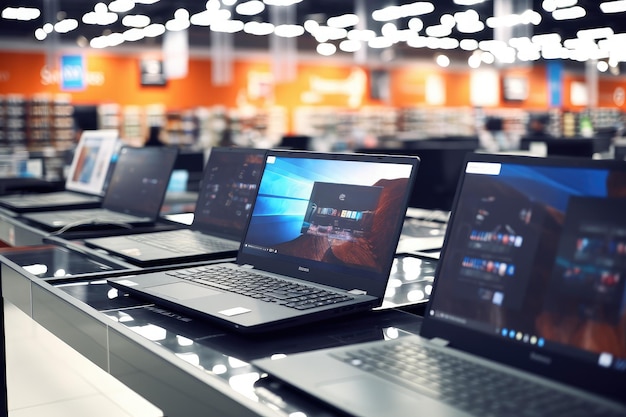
<box><xmin>147</xmin><ymin>282</ymin><xmax>222</xmax><ymax>300</ymax></box>
<box><xmin>318</xmin><ymin>376</ymin><xmax>424</xmax><ymax>415</ymax></box>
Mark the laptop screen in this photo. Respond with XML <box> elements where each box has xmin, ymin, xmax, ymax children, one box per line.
<box><xmin>424</xmin><ymin>154</ymin><xmax>626</xmax><ymax>385</ymax></box>
<box><xmin>193</xmin><ymin>147</ymin><xmax>266</xmax><ymax>238</ymax></box>
<box><xmin>102</xmin><ymin>146</ymin><xmax>178</xmax><ymax>217</ymax></box>
<box><xmin>65</xmin><ymin>129</ymin><xmax>119</xmax><ymax>195</ymax></box>
<box><xmin>237</xmin><ymin>150</ymin><xmax>419</xmax><ymax>297</ymax></box>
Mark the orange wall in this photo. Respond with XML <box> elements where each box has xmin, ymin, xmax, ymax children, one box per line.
<box><xmin>1</xmin><ymin>50</ymin><xmax>625</xmax><ymax>111</ymax></box>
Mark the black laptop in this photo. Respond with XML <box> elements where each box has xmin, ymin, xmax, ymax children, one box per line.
<box><xmin>107</xmin><ymin>149</ymin><xmax>420</xmax><ymax>333</ymax></box>
<box><xmin>22</xmin><ymin>146</ymin><xmax>178</xmax><ymax>232</ymax></box>
<box><xmin>0</xmin><ymin>129</ymin><xmax>119</xmax><ymax>212</ymax></box>
<box><xmin>84</xmin><ymin>147</ymin><xmax>266</xmax><ymax>265</ymax></box>
<box><xmin>253</xmin><ymin>153</ymin><xmax>626</xmax><ymax>417</ymax></box>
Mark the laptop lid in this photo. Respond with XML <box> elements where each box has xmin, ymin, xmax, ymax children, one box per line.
<box><xmin>101</xmin><ymin>146</ymin><xmax>178</xmax><ymax>219</ymax></box>
<box><xmin>191</xmin><ymin>147</ymin><xmax>266</xmax><ymax>240</ymax></box>
<box><xmin>236</xmin><ymin>149</ymin><xmax>420</xmax><ymax>301</ymax></box>
<box><xmin>65</xmin><ymin>129</ymin><xmax>119</xmax><ymax>196</ymax></box>
<box><xmin>421</xmin><ymin>153</ymin><xmax>626</xmax><ymax>402</ymax></box>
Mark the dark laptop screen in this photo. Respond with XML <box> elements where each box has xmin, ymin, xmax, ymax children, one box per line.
<box><xmin>427</xmin><ymin>156</ymin><xmax>626</xmax><ymax>375</ymax></box>
<box><xmin>102</xmin><ymin>146</ymin><xmax>178</xmax><ymax>217</ymax></box>
<box><xmin>238</xmin><ymin>151</ymin><xmax>418</xmax><ymax>295</ymax></box>
<box><xmin>193</xmin><ymin>148</ymin><xmax>265</xmax><ymax>238</ymax></box>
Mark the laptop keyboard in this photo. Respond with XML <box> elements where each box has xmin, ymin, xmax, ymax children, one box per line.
<box><xmin>127</xmin><ymin>232</ymin><xmax>238</xmax><ymax>253</ymax></box>
<box><xmin>167</xmin><ymin>265</ymin><xmax>355</xmax><ymax>310</ymax></box>
<box><xmin>332</xmin><ymin>338</ymin><xmax>623</xmax><ymax>417</ymax></box>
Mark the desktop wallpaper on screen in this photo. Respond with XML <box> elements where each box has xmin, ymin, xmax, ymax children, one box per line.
<box><xmin>242</xmin><ymin>155</ymin><xmax>413</xmax><ymax>274</ymax></box>
<box><xmin>433</xmin><ymin>162</ymin><xmax>626</xmax><ymax>360</ymax></box>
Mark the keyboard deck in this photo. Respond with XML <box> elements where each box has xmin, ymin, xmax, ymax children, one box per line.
<box><xmin>168</xmin><ymin>265</ymin><xmax>354</xmax><ymax>310</ymax></box>
<box><xmin>332</xmin><ymin>338</ymin><xmax>623</xmax><ymax>417</ymax></box>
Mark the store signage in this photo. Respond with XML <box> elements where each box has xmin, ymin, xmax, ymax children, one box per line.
<box><xmin>547</xmin><ymin>60</ymin><xmax>563</xmax><ymax>107</ymax></box>
<box><xmin>140</xmin><ymin>59</ymin><xmax>166</xmax><ymax>86</ymax></box>
<box><xmin>303</xmin><ymin>69</ymin><xmax>366</xmax><ymax>108</ymax></box>
<box><xmin>60</xmin><ymin>55</ymin><xmax>86</xmax><ymax>90</ymax></box>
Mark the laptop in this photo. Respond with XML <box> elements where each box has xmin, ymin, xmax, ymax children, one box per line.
<box><xmin>0</xmin><ymin>129</ymin><xmax>119</xmax><ymax>212</ymax></box>
<box><xmin>252</xmin><ymin>153</ymin><xmax>626</xmax><ymax>417</ymax></box>
<box><xmin>22</xmin><ymin>145</ymin><xmax>178</xmax><ymax>232</ymax></box>
<box><xmin>107</xmin><ymin>149</ymin><xmax>420</xmax><ymax>333</ymax></box>
<box><xmin>83</xmin><ymin>147</ymin><xmax>267</xmax><ymax>266</ymax></box>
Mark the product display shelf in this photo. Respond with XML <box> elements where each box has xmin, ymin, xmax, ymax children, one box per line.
<box><xmin>0</xmin><ymin>233</ymin><xmax>433</xmax><ymax>417</ymax></box>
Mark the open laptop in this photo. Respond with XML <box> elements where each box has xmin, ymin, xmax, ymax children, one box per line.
<box><xmin>107</xmin><ymin>149</ymin><xmax>420</xmax><ymax>333</ymax></box>
<box><xmin>22</xmin><ymin>146</ymin><xmax>178</xmax><ymax>232</ymax></box>
<box><xmin>0</xmin><ymin>129</ymin><xmax>119</xmax><ymax>212</ymax></box>
<box><xmin>84</xmin><ymin>147</ymin><xmax>266</xmax><ymax>266</ymax></box>
<box><xmin>253</xmin><ymin>153</ymin><xmax>626</xmax><ymax>417</ymax></box>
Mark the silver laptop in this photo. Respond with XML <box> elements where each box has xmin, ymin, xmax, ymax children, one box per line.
<box><xmin>107</xmin><ymin>149</ymin><xmax>420</xmax><ymax>333</ymax></box>
<box><xmin>253</xmin><ymin>153</ymin><xmax>626</xmax><ymax>417</ymax></box>
<box><xmin>23</xmin><ymin>146</ymin><xmax>178</xmax><ymax>232</ymax></box>
<box><xmin>84</xmin><ymin>147</ymin><xmax>266</xmax><ymax>265</ymax></box>
<box><xmin>0</xmin><ymin>129</ymin><xmax>119</xmax><ymax>212</ymax></box>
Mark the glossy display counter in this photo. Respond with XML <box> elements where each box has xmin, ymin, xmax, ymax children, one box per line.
<box><xmin>0</xmin><ymin>221</ymin><xmax>437</xmax><ymax>417</ymax></box>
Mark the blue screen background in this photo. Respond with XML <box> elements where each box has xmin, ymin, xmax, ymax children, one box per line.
<box><xmin>246</xmin><ymin>156</ymin><xmax>413</xmax><ymax>247</ymax></box>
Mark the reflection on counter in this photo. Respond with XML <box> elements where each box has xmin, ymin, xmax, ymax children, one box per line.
<box><xmin>0</xmin><ymin>245</ymin><xmax>127</xmax><ymax>278</ymax></box>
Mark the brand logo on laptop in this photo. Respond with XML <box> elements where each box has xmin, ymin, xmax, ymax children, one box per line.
<box><xmin>530</xmin><ymin>352</ymin><xmax>552</xmax><ymax>365</ymax></box>
<box><xmin>339</xmin><ymin>193</ymin><xmax>346</xmax><ymax>201</ymax></box>
<box><xmin>298</xmin><ymin>266</ymin><xmax>310</xmax><ymax>273</ymax></box>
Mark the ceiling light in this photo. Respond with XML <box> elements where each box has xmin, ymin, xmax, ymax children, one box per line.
<box><xmin>43</xmin><ymin>23</ymin><xmax>53</xmax><ymax>33</ymax></box>
<box><xmin>327</xmin><ymin>14</ymin><xmax>359</xmax><ymax>28</ymax></box>
<box><xmin>123</xmin><ymin>28</ymin><xmax>144</xmax><ymax>41</ymax></box>
<box><xmin>313</xmin><ymin>26</ymin><xmax>347</xmax><ymax>42</ymax></box>
<box><xmin>347</xmin><ymin>29</ymin><xmax>376</xmax><ymax>42</ymax></box>
<box><xmin>222</xmin><ymin>0</ymin><xmax>236</xmax><ymax>5</ymax></box>
<box><xmin>166</xmin><ymin>19</ymin><xmax>189</xmax><ymax>31</ymax></box>
<box><xmin>532</xmin><ymin>33</ymin><xmax>562</xmax><ymax>45</ymax></box>
<box><xmin>54</xmin><ymin>18</ymin><xmax>78</xmax><ymax>33</ymax></box>
<box><xmin>244</xmin><ymin>21</ymin><xmax>274</xmax><ymax>35</ymax></box>
<box><xmin>600</xmin><ymin>0</ymin><xmax>626</xmax><ymax>13</ymax></box>
<box><xmin>597</xmin><ymin>61</ymin><xmax>609</xmax><ymax>72</ymax></box>
<box><xmin>236</xmin><ymin>1</ymin><xmax>265</xmax><ymax>16</ymax></box>
<box><xmin>339</xmin><ymin>39</ymin><xmax>361</xmax><ymax>52</ymax></box>
<box><xmin>206</xmin><ymin>0</ymin><xmax>220</xmax><ymax>10</ymax></box>
<box><xmin>552</xmin><ymin>6</ymin><xmax>586</xmax><ymax>20</ymax></box>
<box><xmin>468</xmin><ymin>53</ymin><xmax>481</xmax><ymax>68</ymax></box>
<box><xmin>122</xmin><ymin>14</ymin><xmax>150</xmax><ymax>27</ymax></box>
<box><xmin>369</xmin><ymin>36</ymin><xmax>393</xmax><ymax>48</ymax></box>
<box><xmin>174</xmin><ymin>8</ymin><xmax>189</xmax><ymax>21</ymax></box>
<box><xmin>34</xmin><ymin>28</ymin><xmax>47</xmax><ymax>40</ymax></box>
<box><xmin>263</xmin><ymin>0</ymin><xmax>303</xmax><ymax>6</ymax></box>
<box><xmin>109</xmin><ymin>0</ymin><xmax>134</xmax><ymax>13</ymax></box>
<box><xmin>460</xmin><ymin>39</ymin><xmax>478</xmax><ymax>50</ymax></box>
<box><xmin>274</xmin><ymin>24</ymin><xmax>304</xmax><ymax>37</ymax></box>
<box><xmin>2</xmin><ymin>7</ymin><xmax>41</xmax><ymax>20</ymax></box>
<box><xmin>316</xmin><ymin>43</ymin><xmax>336</xmax><ymax>56</ymax></box>
<box><xmin>577</xmin><ymin>27</ymin><xmax>614</xmax><ymax>39</ymax></box>
<box><xmin>425</xmin><ymin>24</ymin><xmax>452</xmax><ymax>37</ymax></box>
<box><xmin>407</xmin><ymin>36</ymin><xmax>427</xmax><ymax>48</ymax></box>
<box><xmin>191</xmin><ymin>9</ymin><xmax>230</xmax><ymax>26</ymax></box>
<box><xmin>211</xmin><ymin>19</ymin><xmax>244</xmax><ymax>33</ymax></box>
<box><xmin>436</xmin><ymin>54</ymin><xmax>450</xmax><ymax>67</ymax></box>
<box><xmin>144</xmin><ymin>23</ymin><xmax>166</xmax><ymax>37</ymax></box>
<box><xmin>481</xmin><ymin>51</ymin><xmax>495</xmax><ymax>64</ymax></box>
<box><xmin>83</xmin><ymin>4</ymin><xmax>118</xmax><ymax>25</ymax></box>
<box><xmin>440</xmin><ymin>14</ymin><xmax>455</xmax><ymax>28</ymax></box>
<box><xmin>454</xmin><ymin>0</ymin><xmax>486</xmax><ymax>4</ymax></box>
<box><xmin>372</xmin><ymin>2</ymin><xmax>434</xmax><ymax>22</ymax></box>
<box><xmin>408</xmin><ymin>17</ymin><xmax>423</xmax><ymax>32</ymax></box>
<box><xmin>135</xmin><ymin>0</ymin><xmax>159</xmax><ymax>4</ymax></box>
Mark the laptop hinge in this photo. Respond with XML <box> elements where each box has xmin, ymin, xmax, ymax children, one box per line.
<box><xmin>430</xmin><ymin>337</ymin><xmax>450</xmax><ymax>347</ymax></box>
<box><xmin>348</xmin><ymin>289</ymin><xmax>367</xmax><ymax>295</ymax></box>
<box><xmin>241</xmin><ymin>264</ymin><xmax>254</xmax><ymax>269</ymax></box>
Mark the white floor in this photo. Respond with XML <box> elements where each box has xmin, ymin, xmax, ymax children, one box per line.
<box><xmin>3</xmin><ymin>300</ymin><xmax>163</xmax><ymax>417</ymax></box>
